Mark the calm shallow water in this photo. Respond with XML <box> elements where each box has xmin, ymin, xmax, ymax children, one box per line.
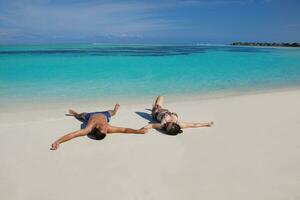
<box><xmin>0</xmin><ymin>44</ymin><xmax>300</xmax><ymax>104</ymax></box>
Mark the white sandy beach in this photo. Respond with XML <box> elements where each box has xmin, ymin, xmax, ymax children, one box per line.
<box><xmin>0</xmin><ymin>89</ymin><xmax>300</xmax><ymax>200</ymax></box>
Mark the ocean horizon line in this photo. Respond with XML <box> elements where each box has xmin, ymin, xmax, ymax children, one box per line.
<box><xmin>0</xmin><ymin>42</ymin><xmax>230</xmax><ymax>46</ymax></box>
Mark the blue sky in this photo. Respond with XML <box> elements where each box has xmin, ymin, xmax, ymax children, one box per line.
<box><xmin>0</xmin><ymin>0</ymin><xmax>299</xmax><ymax>44</ymax></box>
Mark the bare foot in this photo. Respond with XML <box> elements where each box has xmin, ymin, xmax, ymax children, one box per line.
<box><xmin>50</xmin><ymin>142</ymin><xmax>60</xmax><ymax>150</ymax></box>
<box><xmin>68</xmin><ymin>109</ymin><xmax>78</xmax><ymax>116</ymax></box>
<box><xmin>114</xmin><ymin>103</ymin><xmax>120</xmax><ymax>111</ymax></box>
<box><xmin>208</xmin><ymin>121</ymin><xmax>214</xmax><ymax>127</ymax></box>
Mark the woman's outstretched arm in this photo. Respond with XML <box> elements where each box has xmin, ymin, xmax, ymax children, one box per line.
<box><xmin>178</xmin><ymin>121</ymin><xmax>214</xmax><ymax>129</ymax></box>
<box><xmin>50</xmin><ymin>125</ymin><xmax>94</xmax><ymax>150</ymax></box>
<box><xmin>144</xmin><ymin>123</ymin><xmax>163</xmax><ymax>130</ymax></box>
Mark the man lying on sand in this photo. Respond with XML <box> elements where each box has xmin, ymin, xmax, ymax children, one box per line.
<box><xmin>51</xmin><ymin>104</ymin><xmax>148</xmax><ymax>150</ymax></box>
<box><xmin>145</xmin><ymin>96</ymin><xmax>213</xmax><ymax>135</ymax></box>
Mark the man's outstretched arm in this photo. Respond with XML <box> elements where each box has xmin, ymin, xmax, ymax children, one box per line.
<box><xmin>107</xmin><ymin>126</ymin><xmax>148</xmax><ymax>134</ymax></box>
<box><xmin>51</xmin><ymin>125</ymin><xmax>94</xmax><ymax>150</ymax></box>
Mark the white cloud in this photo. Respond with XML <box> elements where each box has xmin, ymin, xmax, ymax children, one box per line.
<box><xmin>0</xmin><ymin>1</ymin><xmax>180</xmax><ymax>41</ymax></box>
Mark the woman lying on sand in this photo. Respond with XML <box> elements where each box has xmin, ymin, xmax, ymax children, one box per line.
<box><xmin>146</xmin><ymin>96</ymin><xmax>213</xmax><ymax>135</ymax></box>
<box><xmin>51</xmin><ymin>104</ymin><xmax>148</xmax><ymax>150</ymax></box>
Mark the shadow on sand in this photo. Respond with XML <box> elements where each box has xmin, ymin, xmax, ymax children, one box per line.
<box><xmin>135</xmin><ymin>111</ymin><xmax>157</xmax><ymax>123</ymax></box>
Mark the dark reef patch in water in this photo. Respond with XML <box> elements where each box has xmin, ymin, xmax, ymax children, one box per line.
<box><xmin>0</xmin><ymin>45</ymin><xmax>206</xmax><ymax>56</ymax></box>
<box><xmin>0</xmin><ymin>45</ymin><xmax>270</xmax><ymax>56</ymax></box>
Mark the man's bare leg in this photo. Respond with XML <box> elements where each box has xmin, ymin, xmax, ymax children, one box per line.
<box><xmin>68</xmin><ymin>109</ymin><xmax>85</xmax><ymax>122</ymax></box>
<box><xmin>108</xmin><ymin>103</ymin><xmax>120</xmax><ymax>117</ymax></box>
<box><xmin>68</xmin><ymin>109</ymin><xmax>79</xmax><ymax>116</ymax></box>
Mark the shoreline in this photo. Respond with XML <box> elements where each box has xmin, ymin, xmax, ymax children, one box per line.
<box><xmin>1</xmin><ymin>86</ymin><xmax>300</xmax><ymax>127</ymax></box>
<box><xmin>1</xmin><ymin>84</ymin><xmax>300</xmax><ymax>113</ymax></box>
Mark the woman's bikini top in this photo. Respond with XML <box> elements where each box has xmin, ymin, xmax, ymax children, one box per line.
<box><xmin>158</xmin><ymin>111</ymin><xmax>179</xmax><ymax>124</ymax></box>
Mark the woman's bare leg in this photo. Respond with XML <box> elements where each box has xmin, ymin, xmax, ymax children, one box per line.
<box><xmin>154</xmin><ymin>96</ymin><xmax>164</xmax><ymax>107</ymax></box>
<box><xmin>108</xmin><ymin>103</ymin><xmax>120</xmax><ymax>117</ymax></box>
<box><xmin>152</xmin><ymin>96</ymin><xmax>164</xmax><ymax>118</ymax></box>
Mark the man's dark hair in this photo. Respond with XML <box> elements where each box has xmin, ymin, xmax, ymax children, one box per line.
<box><xmin>164</xmin><ymin>122</ymin><xmax>183</xmax><ymax>135</ymax></box>
<box><xmin>92</xmin><ymin>128</ymin><xmax>106</xmax><ymax>140</ymax></box>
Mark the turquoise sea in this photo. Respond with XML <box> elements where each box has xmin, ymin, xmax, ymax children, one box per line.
<box><xmin>1</xmin><ymin>44</ymin><xmax>300</xmax><ymax>104</ymax></box>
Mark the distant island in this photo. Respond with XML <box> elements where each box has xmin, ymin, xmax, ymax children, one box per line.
<box><xmin>232</xmin><ymin>42</ymin><xmax>300</xmax><ymax>48</ymax></box>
